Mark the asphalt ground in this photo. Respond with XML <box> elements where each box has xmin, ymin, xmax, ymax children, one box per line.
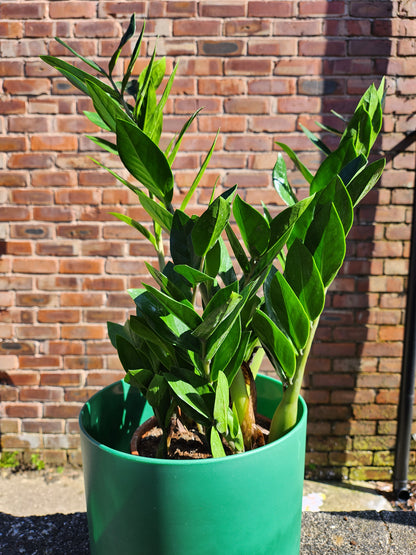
<box><xmin>1</xmin><ymin>468</ymin><xmax>415</xmax><ymax>554</ymax></box>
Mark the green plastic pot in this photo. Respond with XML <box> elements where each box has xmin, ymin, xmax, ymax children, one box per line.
<box><xmin>79</xmin><ymin>374</ymin><xmax>307</xmax><ymax>555</ymax></box>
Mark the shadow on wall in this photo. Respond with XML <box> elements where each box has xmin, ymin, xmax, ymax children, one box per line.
<box><xmin>302</xmin><ymin>0</ymin><xmax>395</xmax><ymax>481</ymax></box>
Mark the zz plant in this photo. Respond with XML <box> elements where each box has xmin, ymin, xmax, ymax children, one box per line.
<box><xmin>42</xmin><ymin>16</ymin><xmax>385</xmax><ymax>458</ymax></box>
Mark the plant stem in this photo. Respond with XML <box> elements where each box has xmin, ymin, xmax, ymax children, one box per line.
<box><xmin>269</xmin><ymin>317</ymin><xmax>320</xmax><ymax>442</ymax></box>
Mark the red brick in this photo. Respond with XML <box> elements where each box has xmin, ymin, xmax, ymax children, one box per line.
<box><xmin>0</xmin><ymin>21</ymin><xmax>23</xmax><ymax>38</ymax></box>
<box><xmin>33</xmin><ymin>207</ymin><xmax>74</xmax><ymax>222</ymax></box>
<box><xmin>3</xmin><ymin>79</ymin><xmax>50</xmax><ymax>96</ymax></box>
<box><xmin>43</xmin><ymin>404</ymin><xmax>82</xmax><ymax>419</ymax></box>
<box><xmin>50</xmin><ymin>1</ymin><xmax>96</xmax><ymax>19</ymax></box>
<box><xmin>0</xmin><ymin>3</ymin><xmax>46</xmax><ymax>19</ymax></box>
<box><xmin>60</xmin><ymin>259</ymin><xmax>104</xmax><ymax>274</ymax></box>
<box><xmin>299</xmin><ymin>1</ymin><xmax>345</xmax><ymax>16</ymax></box>
<box><xmin>31</xmin><ymin>135</ymin><xmax>78</xmax><ymax>152</ymax></box>
<box><xmin>0</xmin><ymin>99</ymin><xmax>26</xmax><ymax>114</ymax></box>
<box><xmin>40</xmin><ymin>372</ymin><xmax>84</xmax><ymax>387</ymax></box>
<box><xmin>225</xmin><ymin>19</ymin><xmax>271</xmax><ymax>36</ymax></box>
<box><xmin>248</xmin><ymin>1</ymin><xmax>293</xmax><ymax>17</ymax></box>
<box><xmin>61</xmin><ymin>325</ymin><xmax>106</xmax><ymax>340</ymax></box>
<box><xmin>173</xmin><ymin>19</ymin><xmax>221</xmax><ymax>36</ymax></box>
<box><xmin>13</xmin><ymin>258</ymin><xmax>58</xmax><ymax>274</ymax></box>
<box><xmin>0</xmin><ymin>135</ymin><xmax>26</xmax><ymax>152</ymax></box>
<box><xmin>12</xmin><ymin>189</ymin><xmax>52</xmax><ymax>205</ymax></box>
<box><xmin>100</xmin><ymin>2</ymin><xmax>146</xmax><ymax>18</ymax></box>
<box><xmin>225</xmin><ymin>58</ymin><xmax>272</xmax><ymax>76</ymax></box>
<box><xmin>8</xmin><ymin>154</ymin><xmax>53</xmax><ymax>170</ymax></box>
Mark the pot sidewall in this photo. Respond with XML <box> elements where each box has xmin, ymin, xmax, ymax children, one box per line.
<box><xmin>80</xmin><ymin>375</ymin><xmax>307</xmax><ymax>555</ymax></box>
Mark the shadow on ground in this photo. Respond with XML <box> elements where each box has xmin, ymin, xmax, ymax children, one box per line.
<box><xmin>1</xmin><ymin>510</ymin><xmax>416</xmax><ymax>555</ymax></box>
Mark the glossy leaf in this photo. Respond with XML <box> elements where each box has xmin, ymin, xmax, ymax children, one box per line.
<box><xmin>265</xmin><ymin>270</ymin><xmax>310</xmax><ymax>351</ymax></box>
<box><xmin>174</xmin><ymin>264</ymin><xmax>214</xmax><ymax>287</ymax></box>
<box><xmin>299</xmin><ymin>125</ymin><xmax>331</xmax><ymax>156</ymax></box>
<box><xmin>136</xmin><ymin>189</ymin><xmax>173</xmax><ymax>232</ymax></box>
<box><xmin>305</xmin><ymin>202</ymin><xmax>346</xmax><ymax>287</ymax></box>
<box><xmin>210</xmin><ymin>427</ymin><xmax>226</xmax><ymax>458</ymax></box>
<box><xmin>273</xmin><ymin>153</ymin><xmax>304</xmax><ymax>204</ymax></box>
<box><xmin>116</xmin><ymin>118</ymin><xmax>174</xmax><ymax>206</ymax></box>
<box><xmin>317</xmin><ymin>176</ymin><xmax>353</xmax><ymax>236</ymax></box>
<box><xmin>121</xmin><ymin>22</ymin><xmax>146</xmax><ymax>94</ymax></box>
<box><xmin>251</xmin><ymin>310</ymin><xmax>296</xmax><ymax>383</ymax></box>
<box><xmin>165</xmin><ymin>374</ymin><xmax>211</xmax><ymax>425</ymax></box>
<box><xmin>40</xmin><ymin>56</ymin><xmax>116</xmax><ymax>98</ymax></box>
<box><xmin>181</xmin><ymin>131</ymin><xmax>219</xmax><ymax>210</ymax></box>
<box><xmin>191</xmin><ymin>196</ymin><xmax>231</xmax><ymax>258</ymax></box>
<box><xmin>109</xmin><ymin>14</ymin><xmax>136</xmax><ymax>77</ymax></box>
<box><xmin>110</xmin><ymin>212</ymin><xmax>157</xmax><ymax>247</ymax></box>
<box><xmin>310</xmin><ymin>138</ymin><xmax>357</xmax><ymax>194</ymax></box>
<box><xmin>284</xmin><ymin>239</ymin><xmax>325</xmax><ymax>321</ymax></box>
<box><xmin>347</xmin><ymin>158</ymin><xmax>385</xmax><ymax>207</ymax></box>
<box><xmin>213</xmin><ymin>371</ymin><xmax>229</xmax><ymax>434</ymax></box>
<box><xmin>233</xmin><ymin>195</ymin><xmax>270</xmax><ymax>258</ymax></box>
<box><xmin>144</xmin><ymin>284</ymin><xmax>202</xmax><ymax>329</ymax></box>
<box><xmin>225</xmin><ymin>223</ymin><xmax>250</xmax><ymax>275</ymax></box>
<box><xmin>55</xmin><ymin>38</ymin><xmax>105</xmax><ymax>75</ymax></box>
<box><xmin>275</xmin><ymin>142</ymin><xmax>314</xmax><ymax>184</ymax></box>
<box><xmin>210</xmin><ymin>317</ymin><xmax>241</xmax><ymax>382</ymax></box>
<box><xmin>124</xmin><ymin>368</ymin><xmax>154</xmax><ymax>394</ymax></box>
<box><xmin>86</xmin><ymin>80</ymin><xmax>130</xmax><ymax>133</ymax></box>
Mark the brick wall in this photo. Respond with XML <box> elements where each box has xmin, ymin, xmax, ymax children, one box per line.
<box><xmin>1</xmin><ymin>0</ymin><xmax>415</xmax><ymax>479</ymax></box>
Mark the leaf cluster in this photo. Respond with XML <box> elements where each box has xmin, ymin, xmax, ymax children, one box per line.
<box><xmin>42</xmin><ymin>17</ymin><xmax>385</xmax><ymax>456</ymax></box>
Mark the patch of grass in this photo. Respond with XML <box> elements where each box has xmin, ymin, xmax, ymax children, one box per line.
<box><xmin>30</xmin><ymin>453</ymin><xmax>45</xmax><ymax>471</ymax></box>
<box><xmin>0</xmin><ymin>451</ymin><xmax>20</xmax><ymax>469</ymax></box>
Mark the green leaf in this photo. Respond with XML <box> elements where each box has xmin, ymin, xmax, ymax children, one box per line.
<box><xmin>225</xmin><ymin>223</ymin><xmax>250</xmax><ymax>275</ymax></box>
<box><xmin>265</xmin><ymin>270</ymin><xmax>310</xmax><ymax>351</ymax></box>
<box><xmin>223</xmin><ymin>331</ymin><xmax>251</xmax><ymax>385</ymax></box>
<box><xmin>146</xmin><ymin>373</ymin><xmax>171</xmax><ymax>426</ymax></box>
<box><xmin>86</xmin><ymin>135</ymin><xmax>118</xmax><ymax>155</ymax></box>
<box><xmin>181</xmin><ymin>131</ymin><xmax>219</xmax><ymax>210</ymax></box>
<box><xmin>174</xmin><ymin>265</ymin><xmax>214</xmax><ymax>287</ymax></box>
<box><xmin>115</xmin><ymin>335</ymin><xmax>141</xmax><ymax>372</ymax></box>
<box><xmin>170</xmin><ymin>210</ymin><xmax>200</xmax><ymax>268</ymax></box>
<box><xmin>210</xmin><ymin>317</ymin><xmax>241</xmax><ymax>382</ymax></box>
<box><xmin>210</xmin><ymin>427</ymin><xmax>226</xmax><ymax>458</ymax></box>
<box><xmin>317</xmin><ymin>176</ymin><xmax>353</xmax><ymax>236</ymax></box>
<box><xmin>299</xmin><ymin>125</ymin><xmax>331</xmax><ymax>156</ymax></box>
<box><xmin>124</xmin><ymin>368</ymin><xmax>154</xmax><ymax>394</ymax></box>
<box><xmin>284</xmin><ymin>240</ymin><xmax>325</xmax><ymax>321</ymax></box>
<box><xmin>268</xmin><ymin>195</ymin><xmax>315</xmax><ymax>251</ymax></box>
<box><xmin>116</xmin><ymin>118</ymin><xmax>174</xmax><ymax>207</ymax></box>
<box><xmin>213</xmin><ymin>371</ymin><xmax>229</xmax><ymax>434</ymax></box>
<box><xmin>275</xmin><ymin>142</ymin><xmax>314</xmax><ymax>184</ymax></box>
<box><xmin>109</xmin><ymin>14</ymin><xmax>136</xmax><ymax>77</ymax></box>
<box><xmin>272</xmin><ymin>153</ymin><xmax>298</xmax><ymax>206</ymax></box>
<box><xmin>166</xmin><ymin>109</ymin><xmax>202</xmax><ymax>165</ymax></box>
<box><xmin>339</xmin><ymin>154</ymin><xmax>367</xmax><ymax>186</ymax></box>
<box><xmin>145</xmin><ymin>263</ymin><xmax>188</xmax><ymax>302</ymax></box>
<box><xmin>54</xmin><ymin>38</ymin><xmax>105</xmax><ymax>75</ymax></box>
<box><xmin>146</xmin><ymin>63</ymin><xmax>178</xmax><ymax>145</ymax></box>
<box><xmin>121</xmin><ymin>21</ymin><xmax>146</xmax><ymax>95</ymax></box>
<box><xmin>233</xmin><ymin>195</ymin><xmax>270</xmax><ymax>258</ymax></box>
<box><xmin>40</xmin><ymin>55</ymin><xmax>116</xmax><ymax>98</ymax></box>
<box><xmin>305</xmin><ymin>202</ymin><xmax>346</xmax><ymax>287</ymax></box>
<box><xmin>165</xmin><ymin>374</ymin><xmax>211</xmax><ymax>425</ymax></box>
<box><xmin>144</xmin><ymin>284</ymin><xmax>202</xmax><ymax>329</ymax></box>
<box><xmin>83</xmin><ymin>111</ymin><xmax>111</xmax><ymax>131</ymax></box>
<box><xmin>194</xmin><ymin>286</ymin><xmax>241</xmax><ymax>342</ymax></box>
<box><xmin>86</xmin><ymin>80</ymin><xmax>130</xmax><ymax>133</ymax></box>
<box><xmin>310</xmin><ymin>137</ymin><xmax>357</xmax><ymax>194</ymax></box>
<box><xmin>110</xmin><ymin>212</ymin><xmax>157</xmax><ymax>247</ymax></box>
<box><xmin>191</xmin><ymin>196</ymin><xmax>231</xmax><ymax>258</ymax></box>
<box><xmin>347</xmin><ymin>158</ymin><xmax>385</xmax><ymax>207</ymax></box>
<box><xmin>136</xmin><ymin>189</ymin><xmax>173</xmax><ymax>232</ymax></box>
<box><xmin>251</xmin><ymin>310</ymin><xmax>296</xmax><ymax>383</ymax></box>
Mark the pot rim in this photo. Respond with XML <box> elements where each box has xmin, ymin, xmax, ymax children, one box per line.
<box><xmin>79</xmin><ymin>374</ymin><xmax>307</xmax><ymax>467</ymax></box>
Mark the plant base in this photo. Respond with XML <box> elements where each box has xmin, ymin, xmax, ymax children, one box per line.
<box><xmin>79</xmin><ymin>375</ymin><xmax>307</xmax><ymax>555</ymax></box>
